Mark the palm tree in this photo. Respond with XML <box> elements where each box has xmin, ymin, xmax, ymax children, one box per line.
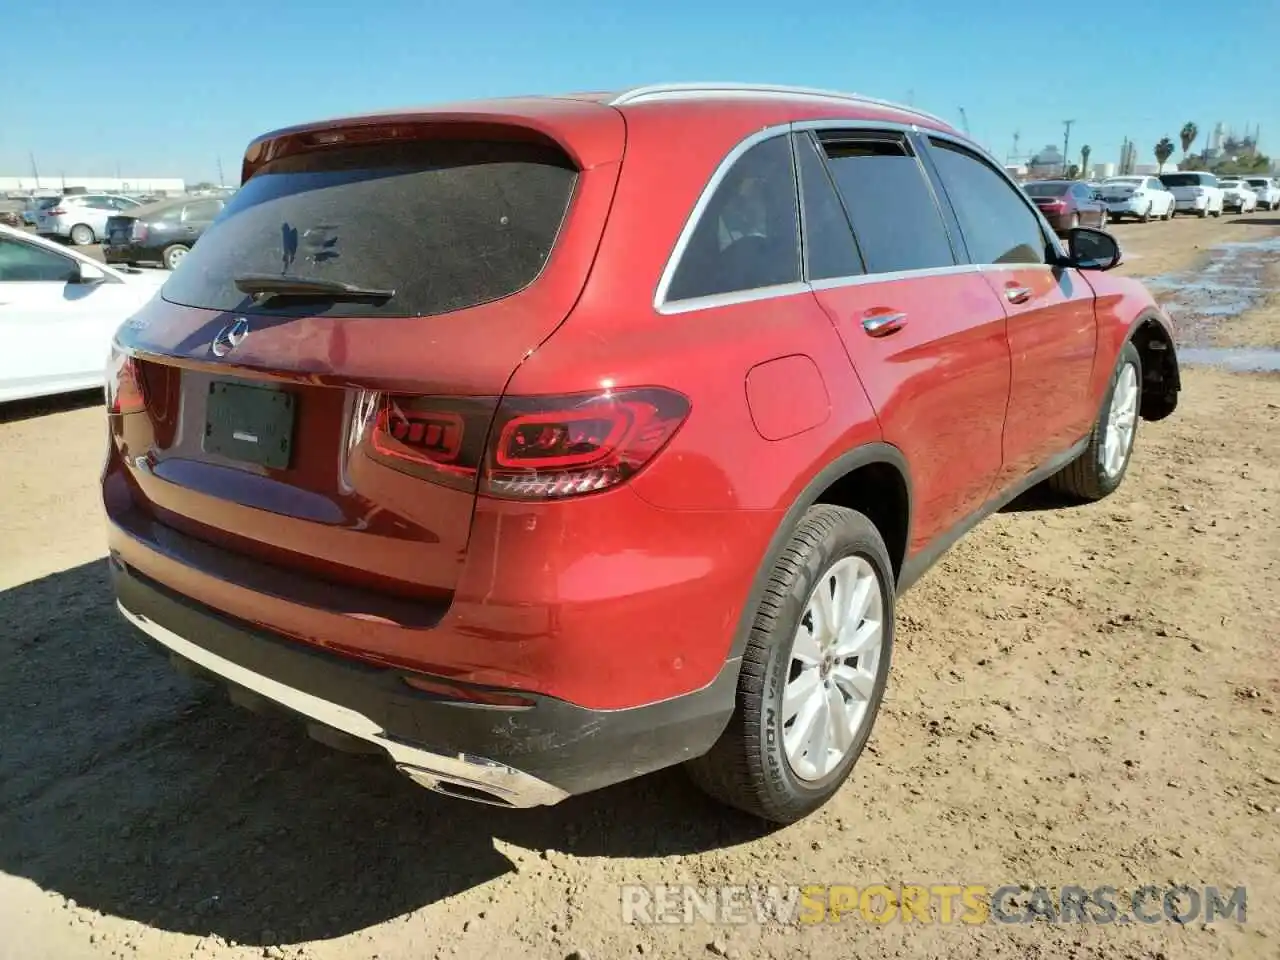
<box><xmin>1080</xmin><ymin>145</ymin><xmax>1092</xmax><ymax>178</ymax></box>
<box><xmin>1179</xmin><ymin>122</ymin><xmax>1199</xmax><ymax>158</ymax></box>
<box><xmin>1154</xmin><ymin>137</ymin><xmax>1175</xmax><ymax>173</ymax></box>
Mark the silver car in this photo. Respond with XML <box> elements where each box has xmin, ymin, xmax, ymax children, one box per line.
<box><xmin>36</xmin><ymin>194</ymin><xmax>144</xmax><ymax>245</ymax></box>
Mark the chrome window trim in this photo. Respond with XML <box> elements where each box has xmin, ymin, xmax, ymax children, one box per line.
<box><xmin>608</xmin><ymin>83</ymin><xmax>951</xmax><ymax>128</ymax></box>
<box><xmin>654</xmin><ymin>117</ymin><xmax>1072</xmax><ymax>316</ymax></box>
<box><xmin>978</xmin><ymin>262</ymin><xmax>1054</xmax><ymax>275</ymax></box>
<box><xmin>809</xmin><ymin>263</ymin><xmax>981</xmax><ymax>292</ymax></box>
<box><xmin>652</xmin><ymin>123</ymin><xmax>794</xmax><ymax>312</ymax></box>
<box><xmin>658</xmin><ymin>281</ymin><xmax>812</xmax><ymax>316</ymax></box>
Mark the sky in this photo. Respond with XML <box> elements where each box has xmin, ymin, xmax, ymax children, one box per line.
<box><xmin>3</xmin><ymin>0</ymin><xmax>1277</xmax><ymax>184</ymax></box>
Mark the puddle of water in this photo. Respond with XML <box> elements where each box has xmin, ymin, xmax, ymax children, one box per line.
<box><xmin>1144</xmin><ymin>235</ymin><xmax>1280</xmax><ymax>346</ymax></box>
<box><xmin>1177</xmin><ymin>346</ymin><xmax>1280</xmax><ymax>373</ymax></box>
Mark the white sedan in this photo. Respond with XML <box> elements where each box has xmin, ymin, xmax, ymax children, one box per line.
<box><xmin>1097</xmin><ymin>176</ymin><xmax>1176</xmax><ymax>222</ymax></box>
<box><xmin>0</xmin><ymin>225</ymin><xmax>166</xmax><ymax>404</ymax></box>
<box><xmin>1218</xmin><ymin>180</ymin><xmax>1259</xmax><ymax>213</ymax></box>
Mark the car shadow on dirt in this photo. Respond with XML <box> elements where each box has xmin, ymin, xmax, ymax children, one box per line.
<box><xmin>0</xmin><ymin>389</ymin><xmax>102</xmax><ymax>424</ymax></box>
<box><xmin>999</xmin><ymin>484</ymin><xmax>1084</xmax><ymax>513</ymax></box>
<box><xmin>1228</xmin><ymin>217</ymin><xmax>1280</xmax><ymax>226</ymax></box>
<box><xmin>0</xmin><ymin>560</ymin><xmax>772</xmax><ymax>946</ymax></box>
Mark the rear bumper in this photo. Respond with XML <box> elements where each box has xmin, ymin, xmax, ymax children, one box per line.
<box><xmin>1104</xmin><ymin>199</ymin><xmax>1143</xmax><ymax>215</ymax></box>
<box><xmin>110</xmin><ymin>553</ymin><xmax>739</xmax><ymax>804</ymax></box>
<box><xmin>1174</xmin><ymin>197</ymin><xmax>1208</xmax><ymax>210</ymax></box>
<box><xmin>104</xmin><ymin>241</ymin><xmax>157</xmax><ymax>263</ymax></box>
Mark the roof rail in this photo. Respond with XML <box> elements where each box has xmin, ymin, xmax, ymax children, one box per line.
<box><xmin>608</xmin><ymin>83</ymin><xmax>951</xmax><ymax>128</ymax></box>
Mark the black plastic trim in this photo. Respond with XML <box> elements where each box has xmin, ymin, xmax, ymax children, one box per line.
<box><xmin>110</xmin><ymin>556</ymin><xmax>738</xmax><ymax>797</ymax></box>
<box><xmin>725</xmin><ymin>441</ymin><xmax>913</xmax><ymax>661</ymax></box>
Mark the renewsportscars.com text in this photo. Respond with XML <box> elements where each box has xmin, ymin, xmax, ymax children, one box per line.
<box><xmin>620</xmin><ymin>883</ymin><xmax>1247</xmax><ymax>926</ymax></box>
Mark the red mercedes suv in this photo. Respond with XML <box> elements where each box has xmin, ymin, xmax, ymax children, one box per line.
<box><xmin>104</xmin><ymin>83</ymin><xmax>1180</xmax><ymax>824</ymax></box>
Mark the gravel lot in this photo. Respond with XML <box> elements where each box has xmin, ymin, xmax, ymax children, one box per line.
<box><xmin>1</xmin><ymin>215</ymin><xmax>1278</xmax><ymax>960</ymax></box>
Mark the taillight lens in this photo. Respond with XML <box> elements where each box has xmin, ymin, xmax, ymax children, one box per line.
<box><xmin>368</xmin><ymin>395</ymin><xmax>496</xmax><ymax>492</ymax></box>
<box><xmin>130</xmin><ymin>220</ymin><xmax>147</xmax><ymax>242</ymax></box>
<box><xmin>363</xmin><ymin>387</ymin><xmax>690</xmax><ymax>500</ymax></box>
<box><xmin>106</xmin><ymin>349</ymin><xmax>146</xmax><ymax>415</ymax></box>
<box><xmin>48</xmin><ymin>207</ymin><xmax>66</xmax><ymax>216</ymax></box>
<box><xmin>484</xmin><ymin>387</ymin><xmax>690</xmax><ymax>499</ymax></box>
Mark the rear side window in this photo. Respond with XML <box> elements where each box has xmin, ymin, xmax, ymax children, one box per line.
<box><xmin>928</xmin><ymin>139</ymin><xmax>1047</xmax><ymax>266</ymax></box>
<box><xmin>794</xmin><ymin>133</ymin><xmax>862</xmax><ymax>281</ymax></box>
<box><xmin>819</xmin><ymin>134</ymin><xmax>954</xmax><ymax>275</ymax></box>
<box><xmin>162</xmin><ymin>139</ymin><xmax>578</xmax><ymax>318</ymax></box>
<box><xmin>665</xmin><ymin>134</ymin><xmax>801</xmax><ymax>302</ymax></box>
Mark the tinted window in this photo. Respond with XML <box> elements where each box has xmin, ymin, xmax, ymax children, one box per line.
<box><xmin>819</xmin><ymin>135</ymin><xmax>953</xmax><ymax>275</ymax></box>
<box><xmin>182</xmin><ymin>199</ymin><xmax>221</xmax><ymax>222</ymax></box>
<box><xmin>1023</xmin><ymin>182</ymin><xmax>1071</xmax><ymax>197</ymax></box>
<box><xmin>0</xmin><ymin>237</ymin><xmax>77</xmax><ymax>282</ymax></box>
<box><xmin>1161</xmin><ymin>173</ymin><xmax>1216</xmax><ymax>188</ymax></box>
<box><xmin>929</xmin><ymin>139</ymin><xmax>1047</xmax><ymax>266</ymax></box>
<box><xmin>162</xmin><ymin>139</ymin><xmax>578</xmax><ymax>319</ymax></box>
<box><xmin>666</xmin><ymin>135</ymin><xmax>800</xmax><ymax>301</ymax></box>
<box><xmin>795</xmin><ymin>133</ymin><xmax>861</xmax><ymax>281</ymax></box>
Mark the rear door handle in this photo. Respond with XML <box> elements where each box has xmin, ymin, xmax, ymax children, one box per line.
<box><xmin>1004</xmin><ymin>286</ymin><xmax>1032</xmax><ymax>304</ymax></box>
<box><xmin>861</xmin><ymin>311</ymin><xmax>907</xmax><ymax>337</ymax></box>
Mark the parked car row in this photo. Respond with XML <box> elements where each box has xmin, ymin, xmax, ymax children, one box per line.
<box><xmin>1023</xmin><ymin>172</ymin><xmax>1279</xmax><ymax>231</ymax></box>
<box><xmin>103</xmin><ymin>195</ymin><xmax>227</xmax><ymax>270</ymax></box>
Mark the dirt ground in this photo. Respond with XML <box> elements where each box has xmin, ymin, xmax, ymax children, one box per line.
<box><xmin>2</xmin><ymin>214</ymin><xmax>1278</xmax><ymax>960</ymax></box>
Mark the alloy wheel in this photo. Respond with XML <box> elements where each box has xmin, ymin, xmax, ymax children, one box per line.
<box><xmin>1102</xmin><ymin>363</ymin><xmax>1139</xmax><ymax>479</ymax></box>
<box><xmin>782</xmin><ymin>555</ymin><xmax>885</xmax><ymax>782</ymax></box>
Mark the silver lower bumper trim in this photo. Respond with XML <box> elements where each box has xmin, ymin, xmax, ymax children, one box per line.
<box><xmin>118</xmin><ymin>601</ymin><xmax>569</xmax><ymax>808</ymax></box>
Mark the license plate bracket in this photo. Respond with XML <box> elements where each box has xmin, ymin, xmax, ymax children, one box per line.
<box><xmin>203</xmin><ymin>381</ymin><xmax>295</xmax><ymax>469</ymax></box>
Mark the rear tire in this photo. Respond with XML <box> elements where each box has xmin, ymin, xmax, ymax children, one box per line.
<box><xmin>1140</xmin><ymin>204</ymin><xmax>1152</xmax><ymax>222</ymax></box>
<box><xmin>162</xmin><ymin>244</ymin><xmax>190</xmax><ymax>270</ymax></box>
<box><xmin>685</xmin><ymin>505</ymin><xmax>894</xmax><ymax>825</ymax></box>
<box><xmin>69</xmin><ymin>224</ymin><xmax>94</xmax><ymax>245</ymax></box>
<box><xmin>1198</xmin><ymin>207</ymin><xmax>1208</xmax><ymax>218</ymax></box>
<box><xmin>1161</xmin><ymin>203</ymin><xmax>1173</xmax><ymax>221</ymax></box>
<box><xmin>1048</xmin><ymin>341</ymin><xmax>1142</xmax><ymax>502</ymax></box>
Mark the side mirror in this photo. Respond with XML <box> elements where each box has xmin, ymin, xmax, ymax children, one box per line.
<box><xmin>76</xmin><ymin>261</ymin><xmax>107</xmax><ymax>284</ymax></box>
<box><xmin>1063</xmin><ymin>226</ymin><xmax>1121</xmax><ymax>271</ymax></box>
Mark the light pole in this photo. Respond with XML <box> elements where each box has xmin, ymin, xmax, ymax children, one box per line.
<box><xmin>1062</xmin><ymin>120</ymin><xmax>1075</xmax><ymax>177</ymax></box>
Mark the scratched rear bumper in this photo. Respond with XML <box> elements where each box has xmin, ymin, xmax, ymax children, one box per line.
<box><xmin>110</xmin><ymin>554</ymin><xmax>736</xmax><ymax>802</ymax></box>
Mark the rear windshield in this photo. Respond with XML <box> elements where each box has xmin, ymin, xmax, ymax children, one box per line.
<box><xmin>1160</xmin><ymin>174</ymin><xmax>1210</xmax><ymax>187</ymax></box>
<box><xmin>161</xmin><ymin>138</ymin><xmax>578</xmax><ymax>318</ymax></box>
<box><xmin>1023</xmin><ymin>183</ymin><xmax>1070</xmax><ymax>197</ymax></box>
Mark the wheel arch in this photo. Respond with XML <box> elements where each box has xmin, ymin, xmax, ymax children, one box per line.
<box><xmin>724</xmin><ymin>442</ymin><xmax>912</xmax><ymax>661</ymax></box>
<box><xmin>1127</xmin><ymin>309</ymin><xmax>1180</xmax><ymax>422</ymax></box>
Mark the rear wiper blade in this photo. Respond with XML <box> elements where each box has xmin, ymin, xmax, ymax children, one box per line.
<box><xmin>234</xmin><ymin>273</ymin><xmax>395</xmax><ymax>303</ymax></box>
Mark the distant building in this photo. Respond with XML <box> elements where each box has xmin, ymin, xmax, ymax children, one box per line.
<box><xmin>1092</xmin><ymin>162</ymin><xmax>1117</xmax><ymax>179</ymax></box>
<box><xmin>0</xmin><ymin>175</ymin><xmax>186</xmax><ymax>196</ymax></box>
<box><xmin>1028</xmin><ymin>145</ymin><xmax>1064</xmax><ymax>177</ymax></box>
<box><xmin>1132</xmin><ymin>163</ymin><xmax>1159</xmax><ymax>175</ymax></box>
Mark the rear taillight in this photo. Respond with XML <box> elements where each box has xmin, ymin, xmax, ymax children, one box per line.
<box><xmin>485</xmin><ymin>388</ymin><xmax>690</xmax><ymax>499</ymax></box>
<box><xmin>47</xmin><ymin>207</ymin><xmax>66</xmax><ymax>215</ymax></box>
<box><xmin>364</xmin><ymin>387</ymin><xmax>690</xmax><ymax>500</ymax></box>
<box><xmin>131</xmin><ymin>221</ymin><xmax>147</xmax><ymax>242</ymax></box>
<box><xmin>106</xmin><ymin>350</ymin><xmax>146</xmax><ymax>415</ymax></box>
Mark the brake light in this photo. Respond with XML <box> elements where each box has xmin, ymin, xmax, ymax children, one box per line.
<box><xmin>484</xmin><ymin>387</ymin><xmax>690</xmax><ymax>499</ymax></box>
<box><xmin>106</xmin><ymin>350</ymin><xmax>146</xmax><ymax>415</ymax></box>
<box><xmin>362</xmin><ymin>387</ymin><xmax>690</xmax><ymax>500</ymax></box>
<box><xmin>367</xmin><ymin>395</ymin><xmax>496</xmax><ymax>492</ymax></box>
<box><xmin>130</xmin><ymin>221</ymin><xmax>148</xmax><ymax>242</ymax></box>
<box><xmin>48</xmin><ymin>207</ymin><xmax>66</xmax><ymax>215</ymax></box>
